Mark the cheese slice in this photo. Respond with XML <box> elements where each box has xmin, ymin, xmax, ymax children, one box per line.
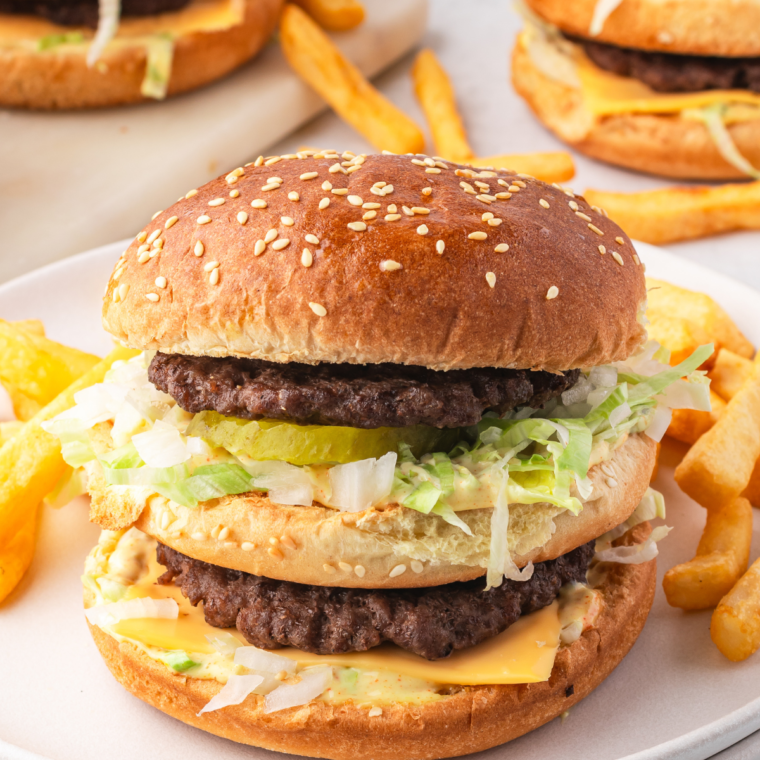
<box><xmin>110</xmin><ymin>547</ymin><xmax>560</xmax><ymax>686</ymax></box>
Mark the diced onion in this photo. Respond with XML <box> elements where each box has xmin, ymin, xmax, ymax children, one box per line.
<box><xmin>589</xmin><ymin>0</ymin><xmax>623</xmax><ymax>36</ymax></box>
<box><xmin>328</xmin><ymin>452</ymin><xmax>396</xmax><ymax>512</ymax></box>
<box><xmin>132</xmin><ymin>420</ymin><xmax>189</xmax><ymax>468</ymax></box>
<box><xmin>588</xmin><ymin>366</ymin><xmax>618</xmax><ymax>388</ymax></box>
<box><xmin>241</xmin><ymin>459</ymin><xmax>314</xmax><ymax>506</ymax></box>
<box><xmin>561</xmin><ymin>375</ymin><xmax>593</xmax><ymax>406</ymax></box>
<box><xmin>205</xmin><ymin>631</ymin><xmax>244</xmax><ymax>657</ymax></box>
<box><xmin>645</xmin><ymin>404</ymin><xmax>673</xmax><ymax>443</ymax></box>
<box><xmin>87</xmin><ymin>0</ymin><xmax>120</xmax><ymax>66</ymax></box>
<box><xmin>234</xmin><ymin>646</ymin><xmax>297</xmax><ymax>675</ymax></box>
<box><xmin>85</xmin><ymin>596</ymin><xmax>178</xmax><ymax>626</ymax></box>
<box><xmin>264</xmin><ymin>666</ymin><xmax>333</xmax><ymax>714</ymax></box>
<box><xmin>197</xmin><ymin>674</ymin><xmax>264</xmax><ymax>716</ymax></box>
<box><xmin>596</xmin><ymin>525</ymin><xmax>672</xmax><ymax>565</ymax></box>
<box><xmin>608</xmin><ymin>402</ymin><xmax>632</xmax><ymax>428</ymax></box>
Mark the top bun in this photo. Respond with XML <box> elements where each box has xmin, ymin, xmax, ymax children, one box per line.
<box><xmin>524</xmin><ymin>0</ymin><xmax>760</xmax><ymax>57</ymax></box>
<box><xmin>103</xmin><ymin>152</ymin><xmax>646</xmax><ymax>372</ymax></box>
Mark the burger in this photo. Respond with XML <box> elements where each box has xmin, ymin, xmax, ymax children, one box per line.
<box><xmin>511</xmin><ymin>0</ymin><xmax>760</xmax><ymax>179</ymax></box>
<box><xmin>43</xmin><ymin>151</ymin><xmax>710</xmax><ymax>758</ymax></box>
<box><xmin>0</xmin><ymin>0</ymin><xmax>281</xmax><ymax>108</ymax></box>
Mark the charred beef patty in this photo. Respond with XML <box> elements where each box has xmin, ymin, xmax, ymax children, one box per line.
<box><xmin>149</xmin><ymin>353</ymin><xmax>580</xmax><ymax>429</ymax></box>
<box><xmin>573</xmin><ymin>36</ymin><xmax>760</xmax><ymax>94</ymax></box>
<box><xmin>0</xmin><ymin>0</ymin><xmax>190</xmax><ymax>26</ymax></box>
<box><xmin>157</xmin><ymin>541</ymin><xmax>594</xmax><ymax>660</ymax></box>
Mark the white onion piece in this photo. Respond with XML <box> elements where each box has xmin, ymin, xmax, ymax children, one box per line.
<box><xmin>0</xmin><ymin>383</ymin><xmax>16</xmax><ymax>422</ymax></box>
<box><xmin>588</xmin><ymin>366</ymin><xmax>618</xmax><ymax>388</ymax></box>
<box><xmin>659</xmin><ymin>379</ymin><xmax>711</xmax><ymax>412</ymax></box>
<box><xmin>85</xmin><ymin>596</ymin><xmax>178</xmax><ymax>626</ymax></box>
<box><xmin>206</xmin><ymin>632</ymin><xmax>244</xmax><ymax>657</ymax></box>
<box><xmin>234</xmin><ymin>646</ymin><xmax>297</xmax><ymax>675</ymax></box>
<box><xmin>645</xmin><ymin>404</ymin><xmax>673</xmax><ymax>443</ymax></box>
<box><xmin>609</xmin><ymin>401</ymin><xmax>632</xmax><ymax>428</ymax></box>
<box><xmin>328</xmin><ymin>452</ymin><xmax>396</xmax><ymax>512</ymax></box>
<box><xmin>586</xmin><ymin>386</ymin><xmax>614</xmax><ymax>410</ymax></box>
<box><xmin>242</xmin><ymin>459</ymin><xmax>313</xmax><ymax>506</ymax></box>
<box><xmin>87</xmin><ymin>0</ymin><xmax>121</xmax><ymax>66</ymax></box>
<box><xmin>111</xmin><ymin>403</ymin><xmax>145</xmax><ymax>448</ymax></box>
<box><xmin>186</xmin><ymin>436</ymin><xmax>213</xmax><ymax>457</ymax></box>
<box><xmin>132</xmin><ymin>420</ymin><xmax>189</xmax><ymax>468</ymax></box>
<box><xmin>264</xmin><ymin>666</ymin><xmax>333</xmax><ymax>714</ymax></box>
<box><xmin>589</xmin><ymin>0</ymin><xmax>623</xmax><ymax>36</ymax></box>
<box><xmin>576</xmin><ymin>475</ymin><xmax>594</xmax><ymax>501</ymax></box>
<box><xmin>197</xmin><ymin>674</ymin><xmax>264</xmax><ymax>716</ymax></box>
<box><xmin>561</xmin><ymin>375</ymin><xmax>593</xmax><ymax>406</ymax></box>
<box><xmin>596</xmin><ymin>526</ymin><xmax>672</xmax><ymax>565</ymax></box>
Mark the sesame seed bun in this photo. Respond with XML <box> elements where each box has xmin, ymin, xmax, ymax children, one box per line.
<box><xmin>523</xmin><ymin>0</ymin><xmax>760</xmax><ymax>57</ymax></box>
<box><xmin>0</xmin><ymin>0</ymin><xmax>281</xmax><ymax>109</ymax></box>
<box><xmin>84</xmin><ymin>522</ymin><xmax>657</xmax><ymax>760</ymax></box>
<box><xmin>511</xmin><ymin>36</ymin><xmax>760</xmax><ymax>180</ymax></box>
<box><xmin>85</xmin><ymin>432</ymin><xmax>656</xmax><ymax>589</ymax></box>
<box><xmin>102</xmin><ymin>153</ymin><xmax>647</xmax><ymax>373</ymax></box>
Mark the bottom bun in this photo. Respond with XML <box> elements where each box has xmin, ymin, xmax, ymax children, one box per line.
<box><xmin>511</xmin><ymin>35</ymin><xmax>760</xmax><ymax>180</ymax></box>
<box><xmin>86</xmin><ymin>525</ymin><xmax>656</xmax><ymax>760</ymax></box>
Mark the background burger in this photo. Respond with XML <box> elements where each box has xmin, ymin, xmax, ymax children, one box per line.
<box><xmin>44</xmin><ymin>151</ymin><xmax>710</xmax><ymax>758</ymax></box>
<box><xmin>0</xmin><ymin>0</ymin><xmax>281</xmax><ymax>108</ymax></box>
<box><xmin>512</xmin><ymin>0</ymin><xmax>760</xmax><ymax>179</ymax></box>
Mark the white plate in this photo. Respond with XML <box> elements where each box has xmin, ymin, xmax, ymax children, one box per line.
<box><xmin>0</xmin><ymin>240</ymin><xmax>759</xmax><ymax>760</ymax></box>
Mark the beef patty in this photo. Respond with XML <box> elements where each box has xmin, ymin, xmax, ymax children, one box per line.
<box><xmin>0</xmin><ymin>0</ymin><xmax>190</xmax><ymax>27</ymax></box>
<box><xmin>157</xmin><ymin>541</ymin><xmax>594</xmax><ymax>660</ymax></box>
<box><xmin>149</xmin><ymin>353</ymin><xmax>579</xmax><ymax>429</ymax></box>
<box><xmin>574</xmin><ymin>36</ymin><xmax>760</xmax><ymax>94</ymax></box>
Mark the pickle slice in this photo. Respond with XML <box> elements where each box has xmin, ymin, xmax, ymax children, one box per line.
<box><xmin>186</xmin><ymin>411</ymin><xmax>460</xmax><ymax>466</ymax></box>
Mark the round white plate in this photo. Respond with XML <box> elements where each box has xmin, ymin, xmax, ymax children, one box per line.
<box><xmin>0</xmin><ymin>240</ymin><xmax>759</xmax><ymax>760</ymax></box>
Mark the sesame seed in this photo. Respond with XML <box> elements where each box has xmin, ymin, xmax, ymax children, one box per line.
<box><xmin>599</xmin><ymin>245</ymin><xmax>606</xmax><ymax>254</ymax></box>
<box><xmin>569</xmin><ymin>200</ymin><xmax>579</xmax><ymax>211</ymax></box>
<box><xmin>612</xmin><ymin>252</ymin><xmax>624</xmax><ymax>266</ymax></box>
<box><xmin>241</xmin><ymin>542</ymin><xmax>255</xmax><ymax>551</ymax></box>
<box><xmin>323</xmin><ymin>563</ymin><xmax>337</xmax><ymax>574</ymax></box>
<box><xmin>482</xmin><ymin>212</ymin><xmax>494</xmax><ymax>221</ymax></box>
<box><xmin>402</xmin><ymin>206</ymin><xmax>414</xmax><ymax>216</ymax></box>
<box><xmin>138</xmin><ymin>251</ymin><xmax>151</xmax><ymax>264</ymax></box>
<box><xmin>155</xmin><ymin>276</ymin><xmax>167</xmax><ymax>289</ymax></box>
<box><xmin>151</xmin><ymin>210</ymin><xmax>162</xmax><ymax>220</ymax></box>
<box><xmin>136</xmin><ymin>231</ymin><xmax>148</xmax><ymax>243</ymax></box>
<box><xmin>380</xmin><ymin>260</ymin><xmax>402</xmax><ymax>272</ymax></box>
<box><xmin>304</xmin><ymin>234</ymin><xmax>320</xmax><ymax>245</ymax></box>
<box><xmin>146</xmin><ymin>293</ymin><xmax>159</xmax><ymax>302</ymax></box>
<box><xmin>230</xmin><ymin>189</ymin><xmax>240</xmax><ymax>198</ymax></box>
<box><xmin>254</xmin><ymin>240</ymin><xmax>266</xmax><ymax>256</ymax></box>
<box><xmin>363</xmin><ymin>202</ymin><xmax>381</xmax><ymax>210</ymax></box>
<box><xmin>425</xmin><ymin>167</ymin><xmax>441</xmax><ymax>174</ymax></box>
<box><xmin>217</xmin><ymin>526</ymin><xmax>230</xmax><ymax>541</ymax></box>
<box><xmin>389</xmin><ymin>564</ymin><xmax>407</xmax><ymax>578</ymax></box>
<box><xmin>338</xmin><ymin>561</ymin><xmax>352</xmax><ymax>572</ymax></box>
<box><xmin>152</xmin><ymin>238</ymin><xmax>164</xmax><ymax>249</ymax></box>
<box><xmin>164</xmin><ymin>216</ymin><xmax>178</xmax><ymax>229</ymax></box>
<box><xmin>264</xmin><ymin>229</ymin><xmax>278</xmax><ymax>243</ymax></box>
<box><xmin>460</xmin><ymin>182</ymin><xmax>476</xmax><ymax>195</ymax></box>
<box><xmin>514</xmin><ymin>180</ymin><xmax>527</xmax><ymax>188</ymax></box>
<box><xmin>592</xmin><ymin>205</ymin><xmax>606</xmax><ymax>216</ymax></box>
<box><xmin>634</xmin><ymin>254</ymin><xmax>641</xmax><ymax>265</ymax></box>
<box><xmin>300</xmin><ymin>171</ymin><xmax>319</xmax><ymax>180</ymax></box>
<box><xmin>417</xmin><ymin>224</ymin><xmax>429</xmax><ymax>235</ymax></box>
<box><xmin>468</xmin><ymin>231</ymin><xmax>488</xmax><ymax>241</ymax></box>
<box><xmin>251</xmin><ymin>199</ymin><xmax>267</xmax><ymax>209</ymax></box>
<box><xmin>476</xmin><ymin>195</ymin><xmax>492</xmax><ymax>204</ymax></box>
<box><xmin>268</xmin><ymin>547</ymin><xmax>284</xmax><ymax>559</ymax></box>
<box><xmin>262</xmin><ymin>183</ymin><xmax>280</xmax><ymax>192</ymax></box>
<box><xmin>363</xmin><ymin>210</ymin><xmax>377</xmax><ymax>220</ymax></box>
<box><xmin>348</xmin><ymin>195</ymin><xmax>363</xmax><ymax>206</ymax></box>
<box><xmin>354</xmin><ymin>565</ymin><xmax>366</xmax><ymax>577</ymax></box>
<box><xmin>384</xmin><ymin>214</ymin><xmax>401</xmax><ymax>221</ymax></box>
<box><xmin>281</xmin><ymin>216</ymin><xmax>294</xmax><ymax>226</ymax></box>
<box><xmin>508</xmin><ymin>185</ymin><xmax>520</xmax><ymax>192</ymax></box>
<box><xmin>383</xmin><ymin>184</ymin><xmax>394</xmax><ymax>195</ymax></box>
<box><xmin>191</xmin><ymin>532</ymin><xmax>208</xmax><ymax>541</ymax></box>
<box><xmin>319</xmin><ymin>198</ymin><xmax>330</xmax><ymax>210</ymax></box>
<box><xmin>204</xmin><ymin>261</ymin><xmax>220</xmax><ymax>272</ymax></box>
<box><xmin>309</xmin><ymin>302</ymin><xmax>327</xmax><ymax>316</ymax></box>
<box><xmin>475</xmin><ymin>181</ymin><xmax>490</xmax><ymax>190</ymax></box>
<box><xmin>495</xmin><ymin>192</ymin><xmax>512</xmax><ymax>200</ymax></box>
<box><xmin>301</xmin><ymin>249</ymin><xmax>313</xmax><ymax>267</ymax></box>
<box><xmin>616</xmin><ymin>236</ymin><xmax>625</xmax><ymax>245</ymax></box>
<box><xmin>606</xmin><ymin>477</ymin><xmax>618</xmax><ymax>488</ymax></box>
<box><xmin>281</xmin><ymin>534</ymin><xmax>296</xmax><ymax>549</ymax></box>
<box><xmin>576</xmin><ymin>211</ymin><xmax>592</xmax><ymax>222</ymax></box>
<box><xmin>436</xmin><ymin>240</ymin><xmax>445</xmax><ymax>254</ymax></box>
<box><xmin>264</xmin><ymin>156</ymin><xmax>281</xmax><ymax>165</ymax></box>
<box><xmin>411</xmin><ymin>159</ymin><xmax>426</xmax><ymax>166</ymax></box>
<box><xmin>369</xmin><ymin>708</ymin><xmax>383</xmax><ymax>718</ymax></box>
<box><xmin>210</xmin><ymin>269</ymin><xmax>220</xmax><ymax>285</ymax></box>
<box><xmin>288</xmin><ymin>191</ymin><xmax>300</xmax><ymax>201</ymax></box>
<box><xmin>411</xmin><ymin>207</ymin><xmax>430</xmax><ymax>215</ymax></box>
<box><xmin>387</xmin><ymin>204</ymin><xmax>397</xmax><ymax>213</ymax></box>
<box><xmin>373</xmin><ymin>181</ymin><xmax>387</xmax><ymax>188</ymax></box>
<box><xmin>347</xmin><ymin>221</ymin><xmax>367</xmax><ymax>231</ymax></box>
<box><xmin>321</xmin><ymin>181</ymin><xmax>332</xmax><ymax>191</ymax></box>
<box><xmin>346</xmin><ymin>164</ymin><xmax>362</xmax><ymax>174</ymax></box>
<box><xmin>149</xmin><ymin>249</ymin><xmax>159</xmax><ymax>259</ymax></box>
<box><xmin>486</xmin><ymin>272</ymin><xmax>496</xmax><ymax>288</ymax></box>
<box><xmin>497</xmin><ymin>179</ymin><xmax>509</xmax><ymax>187</ymax></box>
<box><xmin>272</xmin><ymin>239</ymin><xmax>290</xmax><ymax>250</ymax></box>
<box><xmin>423</xmin><ymin>157</ymin><xmax>435</xmax><ymax>167</ymax></box>
<box><xmin>411</xmin><ymin>560</ymin><xmax>424</xmax><ymax>573</ymax></box>
<box><xmin>539</xmin><ymin>199</ymin><xmax>550</xmax><ymax>209</ymax></box>
<box><xmin>422</xmin><ymin>187</ymin><xmax>432</xmax><ymax>196</ymax></box>
<box><xmin>118</xmin><ymin>283</ymin><xmax>129</xmax><ymax>300</ymax></box>
<box><xmin>328</xmin><ymin>163</ymin><xmax>344</xmax><ymax>174</ymax></box>
<box><xmin>208</xmin><ymin>198</ymin><xmax>225</xmax><ymax>207</ymax></box>
<box><xmin>331</xmin><ymin>188</ymin><xmax>348</xmax><ymax>196</ymax></box>
<box><xmin>588</xmin><ymin>223</ymin><xmax>604</xmax><ymax>236</ymax></box>
<box><xmin>254</xmin><ymin>156</ymin><xmax>264</xmax><ymax>166</ymax></box>
<box><xmin>147</xmin><ymin>229</ymin><xmax>161</xmax><ymax>244</ymax></box>
<box><xmin>546</xmin><ymin>286</ymin><xmax>559</xmax><ymax>300</ymax></box>
<box><xmin>237</xmin><ymin>212</ymin><xmax>249</xmax><ymax>225</ymax></box>
<box><xmin>488</xmin><ymin>218</ymin><xmax>502</xmax><ymax>227</ymax></box>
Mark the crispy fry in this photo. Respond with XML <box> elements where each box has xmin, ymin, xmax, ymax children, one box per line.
<box><xmin>0</xmin><ymin>421</ymin><xmax>23</xmax><ymax>447</ymax></box>
<box><xmin>709</xmin><ymin>348</ymin><xmax>754</xmax><ymax>401</ymax></box>
<box><xmin>12</xmin><ymin>320</ymin><xmax>45</xmax><ymax>336</ymax></box>
<box><xmin>711</xmin><ymin>556</ymin><xmax>760</xmax><ymax>661</ymax></box>
<box><xmin>1</xmin><ymin>386</ymin><xmax>40</xmax><ymax>422</ymax></box>
<box><xmin>290</xmin><ymin>0</ymin><xmax>364</xmax><ymax>30</ymax></box>
<box><xmin>0</xmin><ymin>347</ymin><xmax>137</xmax><ymax>604</ymax></box>
<box><xmin>667</xmin><ymin>391</ymin><xmax>726</xmax><ymax>446</ymax></box>
<box><xmin>0</xmin><ymin>503</ymin><xmax>38</xmax><ymax>604</ymax></box>
<box><xmin>469</xmin><ymin>153</ymin><xmax>575</xmax><ymax>183</ymax></box>
<box><xmin>742</xmin><ymin>460</ymin><xmax>760</xmax><ymax>508</ymax></box>
<box><xmin>675</xmin><ymin>355</ymin><xmax>760</xmax><ymax>510</ymax></box>
<box><xmin>647</xmin><ymin>314</ymin><xmax>714</xmax><ymax>369</ymax></box>
<box><xmin>280</xmin><ymin>5</ymin><xmax>424</xmax><ymax>155</ymax></box>
<box><xmin>584</xmin><ymin>182</ymin><xmax>760</xmax><ymax>245</ymax></box>
<box><xmin>663</xmin><ymin>497</ymin><xmax>752</xmax><ymax>610</ymax></box>
<box><xmin>646</xmin><ymin>279</ymin><xmax>754</xmax><ymax>359</ymax></box>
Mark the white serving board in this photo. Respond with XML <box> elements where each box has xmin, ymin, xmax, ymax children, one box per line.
<box><xmin>0</xmin><ymin>240</ymin><xmax>760</xmax><ymax>760</ymax></box>
<box><xmin>0</xmin><ymin>0</ymin><xmax>427</xmax><ymax>284</ymax></box>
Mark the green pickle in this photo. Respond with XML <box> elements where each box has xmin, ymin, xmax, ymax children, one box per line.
<box><xmin>186</xmin><ymin>411</ymin><xmax>460</xmax><ymax>466</ymax></box>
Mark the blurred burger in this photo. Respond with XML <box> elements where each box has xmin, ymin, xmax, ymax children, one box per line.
<box><xmin>44</xmin><ymin>152</ymin><xmax>710</xmax><ymax>758</ymax></box>
<box><xmin>512</xmin><ymin>0</ymin><xmax>760</xmax><ymax>179</ymax></box>
<box><xmin>0</xmin><ymin>0</ymin><xmax>281</xmax><ymax>108</ymax></box>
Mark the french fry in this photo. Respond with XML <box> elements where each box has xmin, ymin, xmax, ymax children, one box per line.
<box><xmin>667</xmin><ymin>391</ymin><xmax>726</xmax><ymax>446</ymax></box>
<box><xmin>280</xmin><ymin>5</ymin><xmax>425</xmax><ymax>155</ymax></box>
<box><xmin>675</xmin><ymin>355</ymin><xmax>760</xmax><ymax>510</ymax></box>
<box><xmin>0</xmin><ymin>346</ymin><xmax>137</xmax><ymax>604</ymax></box>
<box><xmin>646</xmin><ymin>279</ymin><xmax>754</xmax><ymax>360</ymax></box>
<box><xmin>646</xmin><ymin>314</ymin><xmax>714</xmax><ymax>369</ymax></box>
<box><xmin>711</xmin><ymin>556</ymin><xmax>760</xmax><ymax>661</ymax></box>
<box><xmin>663</xmin><ymin>497</ymin><xmax>752</xmax><ymax>610</ymax></box>
<box><xmin>0</xmin><ymin>421</ymin><xmax>23</xmax><ymax>447</ymax></box>
<box><xmin>469</xmin><ymin>153</ymin><xmax>575</xmax><ymax>183</ymax></box>
<box><xmin>0</xmin><ymin>503</ymin><xmax>38</xmax><ymax>604</ymax></box>
<box><xmin>584</xmin><ymin>182</ymin><xmax>760</xmax><ymax>245</ymax></box>
<box><xmin>12</xmin><ymin>319</ymin><xmax>45</xmax><ymax>336</ymax></box>
<box><xmin>290</xmin><ymin>0</ymin><xmax>364</xmax><ymax>31</ymax></box>
<box><xmin>709</xmin><ymin>348</ymin><xmax>754</xmax><ymax>401</ymax></box>
<box><xmin>743</xmin><ymin>460</ymin><xmax>760</xmax><ymax>508</ymax></box>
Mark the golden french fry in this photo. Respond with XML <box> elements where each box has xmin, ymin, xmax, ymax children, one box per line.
<box><xmin>1</xmin><ymin>385</ymin><xmax>40</xmax><ymax>422</ymax></box>
<box><xmin>646</xmin><ymin>314</ymin><xmax>714</xmax><ymax>369</ymax></box>
<box><xmin>584</xmin><ymin>182</ymin><xmax>760</xmax><ymax>245</ymax></box>
<box><xmin>290</xmin><ymin>0</ymin><xmax>364</xmax><ymax>30</ymax></box>
<box><xmin>709</xmin><ymin>348</ymin><xmax>754</xmax><ymax>402</ymax></box>
<box><xmin>667</xmin><ymin>391</ymin><xmax>726</xmax><ymax>446</ymax></box>
<box><xmin>742</xmin><ymin>460</ymin><xmax>760</xmax><ymax>508</ymax></box>
<box><xmin>412</xmin><ymin>49</ymin><xmax>473</xmax><ymax>164</ymax></box>
<box><xmin>0</xmin><ymin>421</ymin><xmax>23</xmax><ymax>447</ymax></box>
<box><xmin>675</xmin><ymin>355</ymin><xmax>760</xmax><ymax>510</ymax></box>
<box><xmin>711</xmin><ymin>556</ymin><xmax>760</xmax><ymax>661</ymax></box>
<box><xmin>0</xmin><ymin>503</ymin><xmax>39</xmax><ymax>604</ymax></box>
<box><xmin>280</xmin><ymin>4</ymin><xmax>424</xmax><ymax>155</ymax></box>
<box><xmin>12</xmin><ymin>320</ymin><xmax>45</xmax><ymax>336</ymax></box>
<box><xmin>469</xmin><ymin>153</ymin><xmax>575</xmax><ymax>183</ymax></box>
<box><xmin>646</xmin><ymin>279</ymin><xmax>754</xmax><ymax>360</ymax></box>
<box><xmin>663</xmin><ymin>497</ymin><xmax>752</xmax><ymax>610</ymax></box>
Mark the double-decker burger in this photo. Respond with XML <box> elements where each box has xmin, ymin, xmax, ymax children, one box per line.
<box><xmin>512</xmin><ymin>0</ymin><xmax>760</xmax><ymax>178</ymax></box>
<box><xmin>45</xmin><ymin>151</ymin><xmax>710</xmax><ymax>758</ymax></box>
